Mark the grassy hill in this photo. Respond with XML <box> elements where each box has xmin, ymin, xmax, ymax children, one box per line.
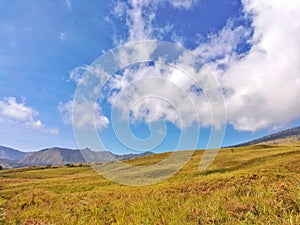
<box><xmin>0</xmin><ymin>143</ymin><xmax>300</xmax><ymax>224</ymax></box>
<box><xmin>234</xmin><ymin>126</ymin><xmax>300</xmax><ymax>147</ymax></box>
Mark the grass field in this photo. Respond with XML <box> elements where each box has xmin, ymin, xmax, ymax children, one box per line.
<box><xmin>0</xmin><ymin>143</ymin><xmax>300</xmax><ymax>224</ymax></box>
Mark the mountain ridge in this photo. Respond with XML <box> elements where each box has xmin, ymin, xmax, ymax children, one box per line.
<box><xmin>0</xmin><ymin>145</ymin><xmax>31</xmax><ymax>161</ymax></box>
<box><xmin>233</xmin><ymin>125</ymin><xmax>300</xmax><ymax>147</ymax></box>
<box><xmin>0</xmin><ymin>146</ymin><xmax>153</xmax><ymax>168</ymax></box>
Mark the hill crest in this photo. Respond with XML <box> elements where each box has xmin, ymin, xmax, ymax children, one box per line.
<box><xmin>234</xmin><ymin>126</ymin><xmax>300</xmax><ymax>147</ymax></box>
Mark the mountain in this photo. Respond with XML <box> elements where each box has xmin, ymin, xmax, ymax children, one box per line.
<box><xmin>0</xmin><ymin>145</ymin><xmax>153</xmax><ymax>168</ymax></box>
<box><xmin>18</xmin><ymin>147</ymin><xmax>153</xmax><ymax>166</ymax></box>
<box><xmin>19</xmin><ymin>147</ymin><xmax>84</xmax><ymax>166</ymax></box>
<box><xmin>234</xmin><ymin>126</ymin><xmax>300</xmax><ymax>147</ymax></box>
<box><xmin>0</xmin><ymin>145</ymin><xmax>30</xmax><ymax>161</ymax></box>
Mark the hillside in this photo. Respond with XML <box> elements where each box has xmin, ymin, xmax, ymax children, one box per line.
<box><xmin>19</xmin><ymin>147</ymin><xmax>85</xmax><ymax>166</ymax></box>
<box><xmin>19</xmin><ymin>147</ymin><xmax>153</xmax><ymax>166</ymax></box>
<box><xmin>0</xmin><ymin>142</ymin><xmax>299</xmax><ymax>224</ymax></box>
<box><xmin>234</xmin><ymin>125</ymin><xmax>300</xmax><ymax>147</ymax></box>
<box><xmin>0</xmin><ymin>146</ymin><xmax>29</xmax><ymax>161</ymax></box>
<box><xmin>0</xmin><ymin>145</ymin><xmax>153</xmax><ymax>168</ymax></box>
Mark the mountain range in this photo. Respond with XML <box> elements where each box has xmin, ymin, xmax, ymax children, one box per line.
<box><xmin>0</xmin><ymin>146</ymin><xmax>30</xmax><ymax>161</ymax></box>
<box><xmin>0</xmin><ymin>146</ymin><xmax>153</xmax><ymax>168</ymax></box>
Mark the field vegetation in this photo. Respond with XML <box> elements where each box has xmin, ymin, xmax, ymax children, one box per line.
<box><xmin>0</xmin><ymin>143</ymin><xmax>300</xmax><ymax>224</ymax></box>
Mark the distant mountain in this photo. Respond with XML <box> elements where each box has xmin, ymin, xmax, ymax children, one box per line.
<box><xmin>18</xmin><ymin>147</ymin><xmax>153</xmax><ymax>166</ymax></box>
<box><xmin>0</xmin><ymin>145</ymin><xmax>30</xmax><ymax>161</ymax></box>
<box><xmin>19</xmin><ymin>147</ymin><xmax>83</xmax><ymax>166</ymax></box>
<box><xmin>0</xmin><ymin>145</ymin><xmax>153</xmax><ymax>168</ymax></box>
<box><xmin>234</xmin><ymin>126</ymin><xmax>300</xmax><ymax>147</ymax></box>
<box><xmin>0</xmin><ymin>158</ymin><xmax>28</xmax><ymax>168</ymax></box>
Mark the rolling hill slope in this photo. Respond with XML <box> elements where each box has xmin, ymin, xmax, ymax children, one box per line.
<box><xmin>234</xmin><ymin>125</ymin><xmax>300</xmax><ymax>147</ymax></box>
<box><xmin>0</xmin><ymin>142</ymin><xmax>299</xmax><ymax>224</ymax></box>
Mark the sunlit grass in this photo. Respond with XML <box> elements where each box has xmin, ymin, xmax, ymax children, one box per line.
<box><xmin>0</xmin><ymin>143</ymin><xmax>300</xmax><ymax>224</ymax></box>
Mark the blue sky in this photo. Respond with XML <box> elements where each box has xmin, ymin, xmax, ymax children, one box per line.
<box><xmin>1</xmin><ymin>0</ymin><xmax>300</xmax><ymax>153</ymax></box>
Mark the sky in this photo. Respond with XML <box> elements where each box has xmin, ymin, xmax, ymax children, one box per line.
<box><xmin>0</xmin><ymin>0</ymin><xmax>300</xmax><ymax>153</ymax></box>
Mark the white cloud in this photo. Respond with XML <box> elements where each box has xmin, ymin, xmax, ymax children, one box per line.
<box><xmin>179</xmin><ymin>0</ymin><xmax>300</xmax><ymax>132</ymax></box>
<box><xmin>0</xmin><ymin>97</ymin><xmax>58</xmax><ymax>134</ymax></box>
<box><xmin>69</xmin><ymin>64</ymin><xmax>110</xmax><ymax>86</ymax></box>
<box><xmin>76</xmin><ymin>0</ymin><xmax>222</xmax><ymax>130</ymax></box>
<box><xmin>115</xmin><ymin>0</ymin><xmax>300</xmax><ymax>132</ymax></box>
<box><xmin>113</xmin><ymin>1</ymin><xmax>128</xmax><ymax>17</ymax></box>
<box><xmin>125</xmin><ymin>0</ymin><xmax>155</xmax><ymax>42</ymax></box>
<box><xmin>219</xmin><ymin>0</ymin><xmax>300</xmax><ymax>131</ymax></box>
<box><xmin>58</xmin><ymin>100</ymin><xmax>109</xmax><ymax>131</ymax></box>
<box><xmin>69</xmin><ymin>65</ymin><xmax>88</xmax><ymax>84</ymax></box>
<box><xmin>62</xmin><ymin>64</ymin><xmax>112</xmax><ymax>131</ymax></box>
<box><xmin>167</xmin><ymin>0</ymin><xmax>197</xmax><ymax>9</ymax></box>
<box><xmin>114</xmin><ymin>41</ymin><xmax>157</xmax><ymax>66</ymax></box>
<box><xmin>112</xmin><ymin>0</ymin><xmax>198</xmax><ymax>43</ymax></box>
<box><xmin>108</xmin><ymin>62</ymin><xmax>215</xmax><ymax>129</ymax></box>
<box><xmin>67</xmin><ymin>0</ymin><xmax>300</xmax><ymax>134</ymax></box>
<box><xmin>193</xmin><ymin>21</ymin><xmax>251</xmax><ymax>61</ymax></box>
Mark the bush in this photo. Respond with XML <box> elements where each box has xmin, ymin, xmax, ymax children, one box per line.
<box><xmin>65</xmin><ymin>163</ymin><xmax>74</xmax><ymax>167</ymax></box>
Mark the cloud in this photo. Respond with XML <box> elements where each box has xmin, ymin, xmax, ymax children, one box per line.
<box><xmin>108</xmin><ymin>0</ymin><xmax>300</xmax><ymax>132</ymax></box>
<box><xmin>167</xmin><ymin>0</ymin><xmax>198</xmax><ymax>9</ymax></box>
<box><xmin>218</xmin><ymin>0</ymin><xmax>300</xmax><ymax>131</ymax></box>
<box><xmin>69</xmin><ymin>64</ymin><xmax>111</xmax><ymax>87</ymax></box>
<box><xmin>66</xmin><ymin>0</ymin><xmax>300</xmax><ymax>134</ymax></box>
<box><xmin>114</xmin><ymin>41</ymin><xmax>157</xmax><ymax>66</ymax></box>
<box><xmin>193</xmin><ymin>21</ymin><xmax>251</xmax><ymax>61</ymax></box>
<box><xmin>61</xmin><ymin>64</ymin><xmax>111</xmax><ymax>131</ymax></box>
<box><xmin>125</xmin><ymin>0</ymin><xmax>155</xmax><ymax>42</ymax></box>
<box><xmin>107</xmin><ymin>62</ymin><xmax>215</xmax><ymax>129</ymax></box>
<box><xmin>68</xmin><ymin>0</ymin><xmax>224</xmax><ymax>131</ymax></box>
<box><xmin>161</xmin><ymin>0</ymin><xmax>300</xmax><ymax>132</ymax></box>
<box><xmin>112</xmin><ymin>0</ymin><xmax>198</xmax><ymax>43</ymax></box>
<box><xmin>69</xmin><ymin>65</ymin><xmax>88</xmax><ymax>84</ymax></box>
<box><xmin>58</xmin><ymin>100</ymin><xmax>109</xmax><ymax>130</ymax></box>
<box><xmin>0</xmin><ymin>97</ymin><xmax>58</xmax><ymax>134</ymax></box>
<box><xmin>113</xmin><ymin>1</ymin><xmax>128</xmax><ymax>17</ymax></box>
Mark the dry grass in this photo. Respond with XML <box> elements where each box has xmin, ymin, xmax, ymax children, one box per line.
<box><xmin>0</xmin><ymin>143</ymin><xmax>300</xmax><ymax>224</ymax></box>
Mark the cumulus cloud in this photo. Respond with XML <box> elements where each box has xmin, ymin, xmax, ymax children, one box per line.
<box><xmin>63</xmin><ymin>0</ymin><xmax>160</xmax><ymax>131</ymax></box>
<box><xmin>67</xmin><ymin>0</ymin><xmax>300</xmax><ymax>133</ymax></box>
<box><xmin>109</xmin><ymin>0</ymin><xmax>300</xmax><ymax>132</ymax></box>
<box><xmin>58</xmin><ymin>100</ymin><xmax>109</xmax><ymax>130</ymax></box>
<box><xmin>219</xmin><ymin>0</ymin><xmax>300</xmax><ymax>131</ymax></box>
<box><xmin>0</xmin><ymin>97</ymin><xmax>58</xmax><ymax>134</ymax></box>
<box><xmin>60</xmin><ymin>64</ymin><xmax>111</xmax><ymax>130</ymax></box>
<box><xmin>107</xmin><ymin>62</ymin><xmax>217</xmax><ymax>129</ymax></box>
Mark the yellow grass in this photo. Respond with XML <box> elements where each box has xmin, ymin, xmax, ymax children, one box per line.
<box><xmin>0</xmin><ymin>143</ymin><xmax>300</xmax><ymax>224</ymax></box>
